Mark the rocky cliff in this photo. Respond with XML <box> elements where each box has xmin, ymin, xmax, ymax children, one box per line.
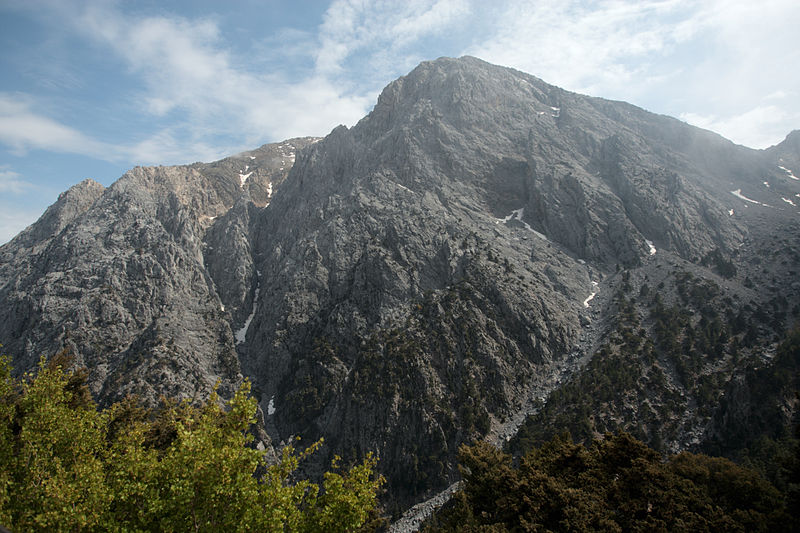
<box><xmin>0</xmin><ymin>138</ymin><xmax>317</xmax><ymax>407</ymax></box>
<box><xmin>1</xmin><ymin>57</ymin><xmax>798</xmax><ymax>516</ymax></box>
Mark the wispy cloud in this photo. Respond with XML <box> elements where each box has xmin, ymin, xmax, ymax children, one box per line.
<box><xmin>673</xmin><ymin>0</ymin><xmax>800</xmax><ymax>147</ymax></box>
<box><xmin>2</xmin><ymin>0</ymin><xmax>797</xmax><ymax>170</ymax></box>
<box><xmin>0</xmin><ymin>168</ymin><xmax>31</xmax><ymax>193</ymax></box>
<box><xmin>469</xmin><ymin>0</ymin><xmax>800</xmax><ymax>147</ymax></box>
<box><xmin>0</xmin><ymin>92</ymin><xmax>220</xmax><ymax>165</ymax></box>
<box><xmin>0</xmin><ymin>0</ymin><xmax>380</xmax><ymax>168</ymax></box>
<box><xmin>468</xmin><ymin>0</ymin><xmax>696</xmax><ymax>97</ymax></box>
<box><xmin>315</xmin><ymin>0</ymin><xmax>470</xmax><ymax>77</ymax></box>
<box><xmin>1</xmin><ymin>0</ymin><xmax>475</xmax><ymax>167</ymax></box>
<box><xmin>72</xmin><ymin>1</ymin><xmax>374</xmax><ymax>150</ymax></box>
<box><xmin>0</xmin><ymin>93</ymin><xmax>113</xmax><ymax>158</ymax></box>
<box><xmin>681</xmin><ymin>105</ymin><xmax>793</xmax><ymax>149</ymax></box>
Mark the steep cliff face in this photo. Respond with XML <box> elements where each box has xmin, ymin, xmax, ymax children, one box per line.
<box><xmin>0</xmin><ymin>138</ymin><xmax>317</xmax><ymax>406</ymax></box>
<box><xmin>0</xmin><ymin>57</ymin><xmax>798</xmax><ymax>515</ymax></box>
<box><xmin>235</xmin><ymin>57</ymin><xmax>795</xmax><ymax>508</ymax></box>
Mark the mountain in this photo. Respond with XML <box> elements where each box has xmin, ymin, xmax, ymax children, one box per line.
<box><xmin>0</xmin><ymin>138</ymin><xmax>317</xmax><ymax>409</ymax></box>
<box><xmin>1</xmin><ymin>56</ymin><xmax>798</xmax><ymax>517</ymax></box>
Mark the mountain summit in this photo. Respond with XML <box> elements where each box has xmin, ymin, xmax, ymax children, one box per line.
<box><xmin>1</xmin><ymin>57</ymin><xmax>798</xmax><ymax>514</ymax></box>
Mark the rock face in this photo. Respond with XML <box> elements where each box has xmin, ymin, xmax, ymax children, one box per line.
<box><xmin>1</xmin><ymin>57</ymin><xmax>798</xmax><ymax>514</ymax></box>
<box><xmin>0</xmin><ymin>138</ymin><xmax>317</xmax><ymax>406</ymax></box>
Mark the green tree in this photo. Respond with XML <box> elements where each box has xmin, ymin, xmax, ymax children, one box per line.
<box><xmin>0</xmin><ymin>354</ymin><xmax>384</xmax><ymax>532</ymax></box>
<box><xmin>428</xmin><ymin>432</ymin><xmax>792</xmax><ymax>532</ymax></box>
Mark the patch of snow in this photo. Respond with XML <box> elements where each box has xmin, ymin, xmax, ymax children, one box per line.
<box><xmin>731</xmin><ymin>189</ymin><xmax>766</xmax><ymax>206</ymax></box>
<box><xmin>496</xmin><ymin>211</ymin><xmax>515</xmax><ymax>224</ymax></box>
<box><xmin>238</xmin><ymin>171</ymin><xmax>253</xmax><ymax>187</ymax></box>
<box><xmin>778</xmin><ymin>165</ymin><xmax>799</xmax><ymax>180</ymax></box>
<box><xmin>782</xmin><ymin>197</ymin><xmax>796</xmax><ymax>206</ymax></box>
<box><xmin>267</xmin><ymin>182</ymin><xmax>273</xmax><ymax>198</ymax></box>
<box><xmin>396</xmin><ymin>182</ymin><xmax>413</xmax><ymax>193</ymax></box>
<box><xmin>220</xmin><ymin>304</ymin><xmax>225</xmax><ymax>312</ymax></box>
<box><xmin>496</xmin><ymin>208</ymin><xmax>548</xmax><ymax>240</ymax></box>
<box><xmin>249</xmin><ymin>156</ymin><xmax>256</xmax><ymax>160</ymax></box>
<box><xmin>244</xmin><ymin>165</ymin><xmax>249</xmax><ymax>172</ymax></box>
<box><xmin>645</xmin><ymin>239</ymin><xmax>656</xmax><ymax>255</ymax></box>
<box><xmin>235</xmin><ymin>285</ymin><xmax>260</xmax><ymax>345</ymax></box>
<box><xmin>267</xmin><ymin>396</ymin><xmax>276</xmax><ymax>416</ymax></box>
<box><xmin>763</xmin><ymin>181</ymin><xmax>770</xmax><ymax>188</ymax></box>
<box><xmin>583</xmin><ymin>292</ymin><xmax>596</xmax><ymax>308</ymax></box>
<box><xmin>728</xmin><ymin>209</ymin><xmax>734</xmax><ymax>216</ymax></box>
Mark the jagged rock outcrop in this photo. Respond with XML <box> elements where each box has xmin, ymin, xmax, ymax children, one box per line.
<box><xmin>0</xmin><ymin>138</ymin><xmax>317</xmax><ymax>407</ymax></box>
<box><xmin>1</xmin><ymin>57</ymin><xmax>798</xmax><ymax>517</ymax></box>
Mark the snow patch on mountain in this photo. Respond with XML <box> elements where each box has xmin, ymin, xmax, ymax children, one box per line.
<box><xmin>496</xmin><ymin>208</ymin><xmax>548</xmax><ymax>240</ymax></box>
<box><xmin>778</xmin><ymin>165</ymin><xmax>798</xmax><ymax>180</ymax></box>
<box><xmin>238</xmin><ymin>171</ymin><xmax>253</xmax><ymax>187</ymax></box>
<box><xmin>583</xmin><ymin>292</ymin><xmax>596</xmax><ymax>308</ymax></box>
<box><xmin>731</xmin><ymin>189</ymin><xmax>767</xmax><ymax>206</ymax></box>
<box><xmin>235</xmin><ymin>284</ymin><xmax>260</xmax><ymax>344</ymax></box>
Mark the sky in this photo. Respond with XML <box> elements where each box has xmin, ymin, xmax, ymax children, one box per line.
<box><xmin>1</xmin><ymin>0</ymin><xmax>798</xmax><ymax>244</ymax></box>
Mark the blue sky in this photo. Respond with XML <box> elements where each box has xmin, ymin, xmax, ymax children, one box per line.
<box><xmin>1</xmin><ymin>0</ymin><xmax>798</xmax><ymax>244</ymax></box>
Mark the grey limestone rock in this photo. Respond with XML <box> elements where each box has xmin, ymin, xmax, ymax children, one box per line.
<box><xmin>0</xmin><ymin>57</ymin><xmax>798</xmax><ymax>516</ymax></box>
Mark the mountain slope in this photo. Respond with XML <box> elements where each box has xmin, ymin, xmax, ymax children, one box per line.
<box><xmin>0</xmin><ymin>138</ymin><xmax>317</xmax><ymax>406</ymax></box>
<box><xmin>1</xmin><ymin>57</ymin><xmax>798</xmax><ymax>516</ymax></box>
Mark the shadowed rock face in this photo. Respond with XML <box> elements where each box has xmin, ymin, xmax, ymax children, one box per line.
<box><xmin>1</xmin><ymin>57</ymin><xmax>798</xmax><ymax>513</ymax></box>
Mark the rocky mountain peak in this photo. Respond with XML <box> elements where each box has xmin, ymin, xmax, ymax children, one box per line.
<box><xmin>771</xmin><ymin>129</ymin><xmax>800</xmax><ymax>161</ymax></box>
<box><xmin>1</xmin><ymin>178</ymin><xmax>105</xmax><ymax>255</ymax></box>
<box><xmin>1</xmin><ymin>57</ymin><xmax>798</xmax><ymax>518</ymax></box>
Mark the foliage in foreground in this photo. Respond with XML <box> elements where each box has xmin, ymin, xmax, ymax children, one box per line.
<box><xmin>428</xmin><ymin>432</ymin><xmax>797</xmax><ymax>532</ymax></box>
<box><xmin>0</xmin><ymin>352</ymin><xmax>384</xmax><ymax>532</ymax></box>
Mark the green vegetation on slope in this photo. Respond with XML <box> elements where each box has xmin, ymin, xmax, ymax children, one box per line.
<box><xmin>512</xmin><ymin>267</ymin><xmax>799</xmax><ymax>460</ymax></box>
<box><xmin>0</xmin><ymin>351</ymin><xmax>384</xmax><ymax>532</ymax></box>
<box><xmin>427</xmin><ymin>432</ymin><xmax>796</xmax><ymax>532</ymax></box>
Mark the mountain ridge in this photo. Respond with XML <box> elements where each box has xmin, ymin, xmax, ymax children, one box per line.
<box><xmin>1</xmin><ymin>56</ymin><xmax>798</xmax><ymax>516</ymax></box>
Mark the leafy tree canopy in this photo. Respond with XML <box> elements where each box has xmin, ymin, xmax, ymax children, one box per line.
<box><xmin>428</xmin><ymin>432</ymin><xmax>795</xmax><ymax>532</ymax></box>
<box><xmin>0</xmin><ymin>351</ymin><xmax>384</xmax><ymax>532</ymax></box>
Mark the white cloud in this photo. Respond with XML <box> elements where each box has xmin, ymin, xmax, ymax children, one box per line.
<box><xmin>466</xmin><ymin>0</ymin><xmax>800</xmax><ymax>147</ymax></box>
<box><xmin>5</xmin><ymin>0</ymin><xmax>797</xmax><ymax>168</ymax></box>
<box><xmin>0</xmin><ymin>93</ymin><xmax>113</xmax><ymax>158</ymax></box>
<box><xmin>468</xmin><ymin>0</ymin><xmax>695</xmax><ymax>97</ymax></box>
<box><xmin>0</xmin><ymin>2</ymin><xmax>384</xmax><ymax>166</ymax></box>
<box><xmin>681</xmin><ymin>105</ymin><xmax>794</xmax><ymax>148</ymax></box>
<box><xmin>0</xmin><ymin>169</ymin><xmax>31</xmax><ymax>194</ymax></box>
<box><xmin>315</xmin><ymin>0</ymin><xmax>470</xmax><ymax>77</ymax></box>
<box><xmin>4</xmin><ymin>0</ymin><xmax>473</xmax><ymax>167</ymax></box>
<box><xmin>670</xmin><ymin>0</ymin><xmax>800</xmax><ymax>146</ymax></box>
<box><xmin>72</xmin><ymin>2</ymin><xmax>374</xmax><ymax>149</ymax></box>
